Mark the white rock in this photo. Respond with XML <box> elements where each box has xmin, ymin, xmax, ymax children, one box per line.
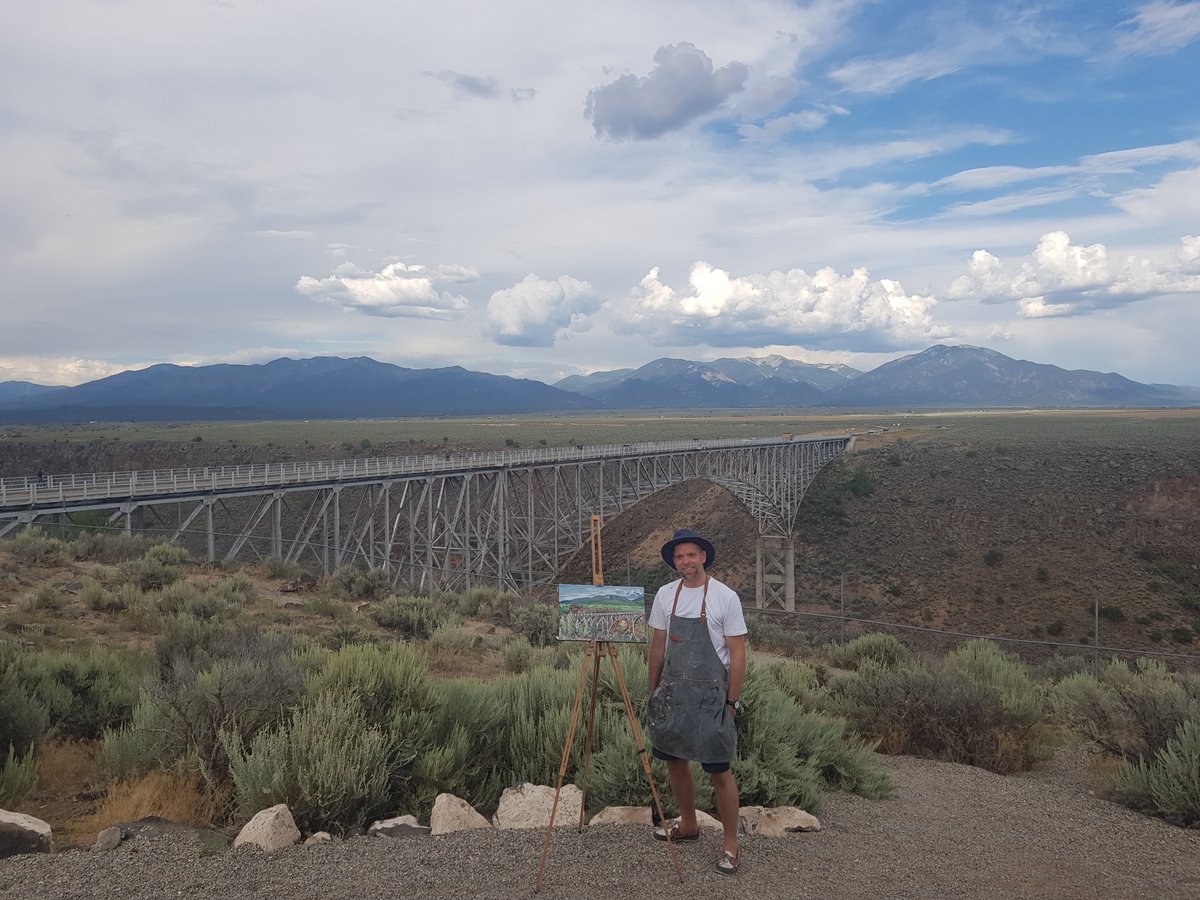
<box><xmin>738</xmin><ymin>805</ymin><xmax>822</xmax><ymax>835</ymax></box>
<box><xmin>492</xmin><ymin>783</ymin><xmax>582</xmax><ymax>830</ymax></box>
<box><xmin>0</xmin><ymin>809</ymin><xmax>52</xmax><ymax>858</ymax></box>
<box><xmin>233</xmin><ymin>804</ymin><xmax>301</xmax><ymax>851</ymax></box>
<box><xmin>368</xmin><ymin>814</ymin><xmax>430</xmax><ymax>837</ymax></box>
<box><xmin>588</xmin><ymin>806</ymin><xmax>653</xmax><ymax>827</ymax></box>
<box><xmin>94</xmin><ymin>826</ymin><xmax>123</xmax><ymax>852</ymax></box>
<box><xmin>304</xmin><ymin>831</ymin><xmax>332</xmax><ymax>845</ymax></box>
<box><xmin>430</xmin><ymin>794</ymin><xmax>492</xmax><ymax>835</ymax></box>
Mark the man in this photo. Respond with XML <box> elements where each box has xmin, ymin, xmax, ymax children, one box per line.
<box><xmin>647</xmin><ymin>528</ymin><xmax>747</xmax><ymax>875</ymax></box>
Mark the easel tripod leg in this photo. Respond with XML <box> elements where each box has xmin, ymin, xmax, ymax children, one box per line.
<box><xmin>577</xmin><ymin>641</ymin><xmax>603</xmax><ymax>831</ymax></box>
<box><xmin>607</xmin><ymin>643</ymin><xmax>684</xmax><ymax>884</ymax></box>
<box><xmin>535</xmin><ymin>642</ymin><xmax>593</xmax><ymax>893</ymax></box>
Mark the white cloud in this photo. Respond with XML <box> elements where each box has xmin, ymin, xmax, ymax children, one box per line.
<box><xmin>584</xmin><ymin>42</ymin><xmax>749</xmax><ymax>140</ymax></box>
<box><xmin>737</xmin><ymin>106</ymin><xmax>849</xmax><ymax>142</ymax></box>
<box><xmin>1116</xmin><ymin>1</ymin><xmax>1200</xmax><ymax>56</ymax></box>
<box><xmin>948</xmin><ymin>231</ymin><xmax>1200</xmax><ymax>316</ymax></box>
<box><xmin>295</xmin><ymin>262</ymin><xmax>475</xmax><ymax>319</ymax></box>
<box><xmin>485</xmin><ymin>274</ymin><xmax>602</xmax><ymax>347</ymax></box>
<box><xmin>0</xmin><ymin>356</ymin><xmax>140</xmax><ymax>387</ymax></box>
<box><xmin>608</xmin><ymin>261</ymin><xmax>951</xmax><ymax>350</ymax></box>
<box><xmin>830</xmin><ymin>47</ymin><xmax>969</xmax><ymax>94</ymax></box>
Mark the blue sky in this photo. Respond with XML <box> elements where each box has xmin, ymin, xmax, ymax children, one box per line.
<box><xmin>1</xmin><ymin>0</ymin><xmax>1198</xmax><ymax>387</ymax></box>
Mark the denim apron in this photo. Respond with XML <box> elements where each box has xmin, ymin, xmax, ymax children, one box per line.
<box><xmin>647</xmin><ymin>577</ymin><xmax>737</xmax><ymax>765</ymax></box>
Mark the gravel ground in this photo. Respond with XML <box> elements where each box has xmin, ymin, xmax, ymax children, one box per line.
<box><xmin>3</xmin><ymin>752</ymin><xmax>1199</xmax><ymax>900</ymax></box>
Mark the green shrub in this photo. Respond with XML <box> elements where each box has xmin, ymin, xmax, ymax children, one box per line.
<box><xmin>226</xmin><ymin>691</ymin><xmax>395</xmax><ymax>835</ymax></box>
<box><xmin>1179</xmin><ymin>595</ymin><xmax>1200</xmax><ymax>613</ymax></box>
<box><xmin>264</xmin><ymin>557</ymin><xmax>303</xmax><ymax>580</ymax></box>
<box><xmin>208</xmin><ymin>572</ymin><xmax>257</xmax><ymax>606</ymax></box>
<box><xmin>428</xmin><ymin>623</ymin><xmax>475</xmax><ymax>656</ymax></box>
<box><xmin>0</xmin><ymin>745</ymin><xmax>38</xmax><ymax>807</ymax></box>
<box><xmin>509</xmin><ymin>600</ymin><xmax>558</xmax><ymax>647</ymax></box>
<box><xmin>501</xmin><ymin>637</ymin><xmax>534</xmax><ymax>673</ymax></box>
<box><xmin>369</xmin><ymin>595</ymin><xmax>451</xmax><ymax>638</ymax></box>
<box><xmin>825</xmin><ymin>633</ymin><xmax>908</xmax><ymax>670</ymax></box>
<box><xmin>124</xmin><ymin>621</ymin><xmax>304</xmax><ymax>787</ymax></box>
<box><xmin>1052</xmin><ymin>659</ymin><xmax>1200</xmax><ymax>761</ymax></box>
<box><xmin>455</xmin><ymin>587</ymin><xmax>505</xmax><ymax>618</ymax></box>
<box><xmin>7</xmin><ymin>528</ymin><xmax>65</xmax><ymax>567</ymax></box>
<box><xmin>1046</xmin><ymin>620</ymin><xmax>1065</xmax><ymax>636</ymax></box>
<box><xmin>331</xmin><ymin>566</ymin><xmax>392</xmax><ymax>601</ymax></box>
<box><xmin>1</xmin><ymin>644</ymin><xmax>140</xmax><ymax>743</ymax></box>
<box><xmin>1097</xmin><ymin>604</ymin><xmax>1126</xmax><ymax>623</ymax></box>
<box><xmin>847</xmin><ymin>467</ymin><xmax>876</xmax><ymax>497</ymax></box>
<box><xmin>1170</xmin><ymin>627</ymin><xmax>1195</xmax><ymax>643</ymax></box>
<box><xmin>770</xmin><ymin>659</ymin><xmax>827</xmax><ymax>712</ymax></box>
<box><xmin>303</xmin><ymin>596</ymin><xmax>350</xmax><ymax>619</ymax></box>
<box><xmin>0</xmin><ymin>648</ymin><xmax>49</xmax><ymax>755</ymax></box>
<box><xmin>145</xmin><ymin>542</ymin><xmax>191</xmax><ymax>566</ymax></box>
<box><xmin>15</xmin><ymin>585</ymin><xmax>65</xmax><ymax>612</ymax></box>
<box><xmin>305</xmin><ymin>642</ymin><xmax>438</xmax><ymax>811</ymax></box>
<box><xmin>1113</xmin><ymin>718</ymin><xmax>1200</xmax><ymax>825</ymax></box>
<box><xmin>983</xmin><ymin>548</ymin><xmax>1005</xmax><ymax>567</ymax></box>
<box><xmin>119</xmin><ymin>558</ymin><xmax>182</xmax><ymax>591</ymax></box>
<box><xmin>69</xmin><ymin>532</ymin><xmax>150</xmax><ymax>563</ymax></box>
<box><xmin>831</xmin><ymin>646</ymin><xmax>1050</xmax><ymax>774</ymax></box>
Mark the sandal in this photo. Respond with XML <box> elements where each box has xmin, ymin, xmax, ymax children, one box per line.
<box><xmin>715</xmin><ymin>849</ymin><xmax>739</xmax><ymax>875</ymax></box>
<box><xmin>653</xmin><ymin>822</ymin><xmax>700</xmax><ymax>843</ymax></box>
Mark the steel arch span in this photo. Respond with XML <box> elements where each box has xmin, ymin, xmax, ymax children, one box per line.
<box><xmin>0</xmin><ymin>434</ymin><xmax>851</xmax><ymax>596</ymax></box>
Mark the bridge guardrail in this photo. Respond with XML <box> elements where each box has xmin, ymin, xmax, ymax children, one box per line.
<box><xmin>1</xmin><ymin>434</ymin><xmax>848</xmax><ymax>511</ymax></box>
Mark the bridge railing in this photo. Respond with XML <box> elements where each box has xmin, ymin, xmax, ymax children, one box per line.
<box><xmin>0</xmin><ymin>433</ymin><xmax>846</xmax><ymax>510</ymax></box>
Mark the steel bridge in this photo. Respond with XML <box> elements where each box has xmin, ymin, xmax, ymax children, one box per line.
<box><xmin>0</xmin><ymin>434</ymin><xmax>852</xmax><ymax>609</ymax></box>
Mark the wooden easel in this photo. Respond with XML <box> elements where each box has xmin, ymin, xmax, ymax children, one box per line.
<box><xmin>534</xmin><ymin>516</ymin><xmax>684</xmax><ymax>892</ymax></box>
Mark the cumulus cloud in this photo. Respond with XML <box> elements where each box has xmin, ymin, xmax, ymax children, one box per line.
<box><xmin>608</xmin><ymin>262</ymin><xmax>950</xmax><ymax>350</ymax></box>
<box><xmin>947</xmin><ymin>232</ymin><xmax>1200</xmax><ymax>317</ymax></box>
<box><xmin>1117</xmin><ymin>1</ymin><xmax>1200</xmax><ymax>56</ymax></box>
<box><xmin>485</xmin><ymin>274</ymin><xmax>602</xmax><ymax>347</ymax></box>
<box><xmin>296</xmin><ymin>261</ymin><xmax>475</xmax><ymax>319</ymax></box>
<box><xmin>584</xmin><ymin>42</ymin><xmax>749</xmax><ymax>140</ymax></box>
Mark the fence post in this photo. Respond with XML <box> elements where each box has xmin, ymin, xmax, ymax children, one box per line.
<box><xmin>840</xmin><ymin>573</ymin><xmax>846</xmax><ymax>643</ymax></box>
<box><xmin>1093</xmin><ymin>595</ymin><xmax>1100</xmax><ymax>677</ymax></box>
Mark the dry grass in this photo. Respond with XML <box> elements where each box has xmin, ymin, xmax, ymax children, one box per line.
<box><xmin>1087</xmin><ymin>752</ymin><xmax>1126</xmax><ymax>796</ymax></box>
<box><xmin>82</xmin><ymin>770</ymin><xmax>226</xmax><ymax>834</ymax></box>
<box><xmin>37</xmin><ymin>740</ymin><xmax>101</xmax><ymax>788</ymax></box>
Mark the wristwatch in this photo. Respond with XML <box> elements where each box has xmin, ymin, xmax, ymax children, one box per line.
<box><xmin>726</xmin><ymin>698</ymin><xmax>741</xmax><ymax>712</ymax></box>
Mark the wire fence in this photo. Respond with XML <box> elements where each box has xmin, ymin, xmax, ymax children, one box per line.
<box><xmin>6</xmin><ymin>520</ymin><xmax>1198</xmax><ymax>672</ymax></box>
<box><xmin>743</xmin><ymin>604</ymin><xmax>1200</xmax><ymax>672</ymax></box>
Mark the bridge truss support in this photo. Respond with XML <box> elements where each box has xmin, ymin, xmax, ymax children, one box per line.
<box><xmin>0</xmin><ymin>436</ymin><xmax>850</xmax><ymax>596</ymax></box>
<box><xmin>756</xmin><ymin>535</ymin><xmax>796</xmax><ymax>611</ymax></box>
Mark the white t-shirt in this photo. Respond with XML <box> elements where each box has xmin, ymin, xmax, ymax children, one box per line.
<box><xmin>648</xmin><ymin>576</ymin><xmax>747</xmax><ymax>668</ymax></box>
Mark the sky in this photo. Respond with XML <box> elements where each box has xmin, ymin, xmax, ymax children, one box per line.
<box><xmin>2</xmin><ymin>0</ymin><xmax>1199</xmax><ymax>388</ymax></box>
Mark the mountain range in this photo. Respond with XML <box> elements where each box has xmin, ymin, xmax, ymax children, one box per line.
<box><xmin>0</xmin><ymin>346</ymin><xmax>1196</xmax><ymax>423</ymax></box>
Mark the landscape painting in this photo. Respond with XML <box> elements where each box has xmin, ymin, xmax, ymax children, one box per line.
<box><xmin>557</xmin><ymin>584</ymin><xmax>647</xmax><ymax>643</ymax></box>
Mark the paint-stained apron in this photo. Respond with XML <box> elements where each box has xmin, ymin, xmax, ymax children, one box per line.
<box><xmin>647</xmin><ymin>577</ymin><xmax>737</xmax><ymax>765</ymax></box>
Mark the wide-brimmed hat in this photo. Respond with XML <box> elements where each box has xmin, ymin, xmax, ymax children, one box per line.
<box><xmin>660</xmin><ymin>528</ymin><xmax>715</xmax><ymax>569</ymax></box>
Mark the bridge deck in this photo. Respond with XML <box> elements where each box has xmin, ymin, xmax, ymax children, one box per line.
<box><xmin>0</xmin><ymin>435</ymin><xmax>835</xmax><ymax>512</ymax></box>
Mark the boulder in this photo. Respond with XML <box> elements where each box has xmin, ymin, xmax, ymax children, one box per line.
<box><xmin>430</xmin><ymin>794</ymin><xmax>491</xmax><ymax>835</ymax></box>
<box><xmin>493</xmin><ymin>783</ymin><xmax>582</xmax><ymax>830</ymax></box>
<box><xmin>94</xmin><ymin>826</ymin><xmax>124</xmax><ymax>852</ymax></box>
<box><xmin>0</xmin><ymin>809</ymin><xmax>52</xmax><ymax>859</ymax></box>
<box><xmin>738</xmin><ymin>805</ymin><xmax>822</xmax><ymax>835</ymax></box>
<box><xmin>368</xmin><ymin>815</ymin><xmax>431</xmax><ymax>838</ymax></box>
<box><xmin>588</xmin><ymin>806</ymin><xmax>653</xmax><ymax>827</ymax></box>
<box><xmin>232</xmin><ymin>804</ymin><xmax>301</xmax><ymax>851</ymax></box>
<box><xmin>304</xmin><ymin>831</ymin><xmax>333</xmax><ymax>846</ymax></box>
